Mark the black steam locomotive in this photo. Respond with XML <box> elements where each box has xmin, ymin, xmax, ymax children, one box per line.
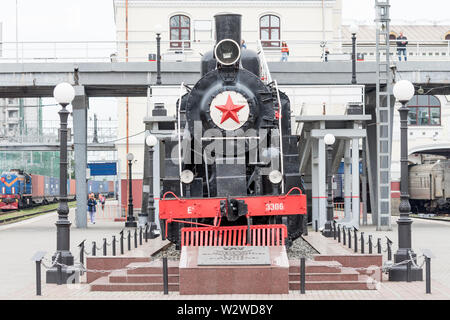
<box><xmin>158</xmin><ymin>14</ymin><xmax>306</xmax><ymax>248</ymax></box>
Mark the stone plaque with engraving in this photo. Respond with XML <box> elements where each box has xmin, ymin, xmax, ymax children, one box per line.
<box><xmin>197</xmin><ymin>246</ymin><xmax>271</xmax><ymax>266</ymax></box>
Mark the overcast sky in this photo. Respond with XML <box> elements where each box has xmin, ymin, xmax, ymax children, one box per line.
<box><xmin>0</xmin><ymin>0</ymin><xmax>449</xmax><ymax>121</ymax></box>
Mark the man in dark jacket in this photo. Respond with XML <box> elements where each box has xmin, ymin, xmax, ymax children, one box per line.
<box><xmin>396</xmin><ymin>32</ymin><xmax>408</xmax><ymax>61</ymax></box>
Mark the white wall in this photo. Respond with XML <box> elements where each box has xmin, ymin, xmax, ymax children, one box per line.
<box><xmin>113</xmin><ymin>0</ymin><xmax>342</xmax><ymax>62</ymax></box>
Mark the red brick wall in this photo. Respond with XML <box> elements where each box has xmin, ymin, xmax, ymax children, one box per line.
<box><xmin>391</xmin><ymin>181</ymin><xmax>400</xmax><ymax>198</ymax></box>
<box><xmin>121</xmin><ymin>179</ymin><xmax>143</xmax><ymax>209</ymax></box>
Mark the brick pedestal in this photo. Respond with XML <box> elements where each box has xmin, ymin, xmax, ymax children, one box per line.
<box><xmin>179</xmin><ymin>246</ymin><xmax>289</xmax><ymax>295</ymax></box>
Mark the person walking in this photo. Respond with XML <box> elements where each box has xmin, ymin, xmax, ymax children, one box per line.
<box><xmin>87</xmin><ymin>193</ymin><xmax>97</xmax><ymax>224</ymax></box>
<box><xmin>100</xmin><ymin>193</ymin><xmax>106</xmax><ymax>211</ymax></box>
<box><xmin>241</xmin><ymin>39</ymin><xmax>247</xmax><ymax>49</ymax></box>
<box><xmin>281</xmin><ymin>41</ymin><xmax>289</xmax><ymax>62</ymax></box>
<box><xmin>396</xmin><ymin>31</ymin><xmax>408</xmax><ymax>61</ymax></box>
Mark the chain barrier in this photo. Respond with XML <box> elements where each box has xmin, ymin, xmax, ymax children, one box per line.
<box><xmin>335</xmin><ymin>224</ymin><xmax>395</xmax><ymax>260</ymax></box>
<box><xmin>72</xmin><ymin>224</ymin><xmax>151</xmax><ymax>266</ymax></box>
<box><xmin>41</xmin><ymin>253</ymin><xmax>60</xmax><ymax>270</ymax></box>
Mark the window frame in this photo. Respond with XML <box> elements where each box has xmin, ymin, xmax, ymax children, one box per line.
<box><xmin>406</xmin><ymin>95</ymin><xmax>441</xmax><ymax>126</ymax></box>
<box><xmin>260</xmin><ymin>14</ymin><xmax>281</xmax><ymax>48</ymax></box>
<box><xmin>169</xmin><ymin>15</ymin><xmax>191</xmax><ymax>49</ymax></box>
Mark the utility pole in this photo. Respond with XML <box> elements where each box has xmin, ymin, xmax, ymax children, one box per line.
<box><xmin>16</xmin><ymin>0</ymin><xmax>19</xmax><ymax>63</ymax></box>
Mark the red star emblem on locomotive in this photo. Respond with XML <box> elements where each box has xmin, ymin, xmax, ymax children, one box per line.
<box><xmin>215</xmin><ymin>94</ymin><xmax>245</xmax><ymax>124</ymax></box>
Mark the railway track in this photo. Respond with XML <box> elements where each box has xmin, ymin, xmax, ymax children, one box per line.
<box><xmin>0</xmin><ymin>208</ymin><xmax>57</xmax><ymax>225</ymax></box>
<box><xmin>410</xmin><ymin>214</ymin><xmax>450</xmax><ymax>223</ymax></box>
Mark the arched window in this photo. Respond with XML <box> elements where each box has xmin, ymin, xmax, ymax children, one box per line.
<box><xmin>389</xmin><ymin>32</ymin><xmax>397</xmax><ymax>40</ymax></box>
<box><xmin>170</xmin><ymin>15</ymin><xmax>190</xmax><ymax>49</ymax></box>
<box><xmin>445</xmin><ymin>32</ymin><xmax>450</xmax><ymax>40</ymax></box>
<box><xmin>260</xmin><ymin>15</ymin><xmax>280</xmax><ymax>48</ymax></box>
<box><xmin>406</xmin><ymin>95</ymin><xmax>441</xmax><ymax>126</ymax></box>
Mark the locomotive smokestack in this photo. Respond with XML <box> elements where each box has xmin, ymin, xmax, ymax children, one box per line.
<box><xmin>214</xmin><ymin>13</ymin><xmax>242</xmax><ymax>45</ymax></box>
<box><xmin>214</xmin><ymin>14</ymin><xmax>242</xmax><ymax>66</ymax></box>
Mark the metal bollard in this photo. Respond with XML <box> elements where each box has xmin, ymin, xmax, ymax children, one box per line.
<box><xmin>300</xmin><ymin>257</ymin><xmax>306</xmax><ymax>294</ymax></box>
<box><xmin>426</xmin><ymin>256</ymin><xmax>431</xmax><ymax>294</ymax></box>
<box><xmin>134</xmin><ymin>228</ymin><xmax>138</xmax><ymax>248</ymax></box>
<box><xmin>407</xmin><ymin>259</ymin><xmax>412</xmax><ymax>283</ymax></box>
<box><xmin>360</xmin><ymin>232</ymin><xmax>365</xmax><ymax>254</ymax></box>
<box><xmin>92</xmin><ymin>241</ymin><xmax>97</xmax><ymax>256</ymax></box>
<box><xmin>79</xmin><ymin>240</ymin><xmax>85</xmax><ymax>267</ymax></box>
<box><xmin>145</xmin><ymin>224</ymin><xmax>149</xmax><ymax>242</ymax></box>
<box><xmin>354</xmin><ymin>228</ymin><xmax>358</xmax><ymax>253</ymax></box>
<box><xmin>348</xmin><ymin>228</ymin><xmax>351</xmax><ymax>249</ymax></box>
<box><xmin>343</xmin><ymin>226</ymin><xmax>346</xmax><ymax>246</ymax></box>
<box><xmin>377</xmin><ymin>238</ymin><xmax>382</xmax><ymax>254</ymax></box>
<box><xmin>337</xmin><ymin>225</ymin><xmax>341</xmax><ymax>243</ymax></box>
<box><xmin>103</xmin><ymin>238</ymin><xmax>107</xmax><ymax>256</ymax></box>
<box><xmin>112</xmin><ymin>235</ymin><xmax>116</xmax><ymax>256</ymax></box>
<box><xmin>120</xmin><ymin>231</ymin><xmax>124</xmax><ymax>255</ymax></box>
<box><xmin>139</xmin><ymin>227</ymin><xmax>143</xmax><ymax>245</ymax></box>
<box><xmin>35</xmin><ymin>260</ymin><xmax>42</xmax><ymax>296</ymax></box>
<box><xmin>57</xmin><ymin>261</ymin><xmax>63</xmax><ymax>286</ymax></box>
<box><xmin>333</xmin><ymin>221</ymin><xmax>336</xmax><ymax>240</ymax></box>
<box><xmin>368</xmin><ymin>235</ymin><xmax>373</xmax><ymax>254</ymax></box>
<box><xmin>128</xmin><ymin>230</ymin><xmax>131</xmax><ymax>251</ymax></box>
<box><xmin>387</xmin><ymin>242</ymin><xmax>392</xmax><ymax>261</ymax></box>
<box><xmin>163</xmin><ymin>257</ymin><xmax>169</xmax><ymax>295</ymax></box>
<box><xmin>315</xmin><ymin>220</ymin><xmax>318</xmax><ymax>232</ymax></box>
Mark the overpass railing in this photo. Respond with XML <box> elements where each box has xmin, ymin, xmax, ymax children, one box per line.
<box><xmin>0</xmin><ymin>39</ymin><xmax>449</xmax><ymax>63</ymax></box>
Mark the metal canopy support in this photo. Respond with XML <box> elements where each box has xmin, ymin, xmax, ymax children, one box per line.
<box><xmin>351</xmin><ymin>125</ymin><xmax>360</xmax><ymax>229</ymax></box>
<box><xmin>344</xmin><ymin>140</ymin><xmax>351</xmax><ymax>222</ymax></box>
<box><xmin>73</xmin><ymin>86</ymin><xmax>88</xmax><ymax>228</ymax></box>
<box><xmin>311</xmin><ymin>121</ymin><xmax>327</xmax><ymax>230</ymax></box>
<box><xmin>373</xmin><ymin>0</ymin><xmax>392</xmax><ymax>230</ymax></box>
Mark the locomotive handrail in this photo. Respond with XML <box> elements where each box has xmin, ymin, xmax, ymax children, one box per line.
<box><xmin>177</xmin><ymin>82</ymin><xmax>185</xmax><ymax>197</ymax></box>
<box><xmin>257</xmin><ymin>40</ymin><xmax>273</xmax><ymax>84</ymax></box>
<box><xmin>284</xmin><ymin>187</ymin><xmax>304</xmax><ymax>197</ymax></box>
<box><xmin>273</xmin><ymin>80</ymin><xmax>285</xmax><ymax>194</ymax></box>
<box><xmin>162</xmin><ymin>191</ymin><xmax>182</xmax><ymax>201</ymax></box>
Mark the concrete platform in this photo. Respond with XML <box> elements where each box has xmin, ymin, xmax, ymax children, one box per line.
<box><xmin>2</xmin><ymin>213</ymin><xmax>450</xmax><ymax>300</ymax></box>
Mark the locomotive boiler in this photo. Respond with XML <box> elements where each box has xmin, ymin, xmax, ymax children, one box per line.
<box><xmin>157</xmin><ymin>14</ymin><xmax>307</xmax><ymax>247</ymax></box>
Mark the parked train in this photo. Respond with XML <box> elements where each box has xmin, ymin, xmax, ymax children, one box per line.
<box><xmin>409</xmin><ymin>160</ymin><xmax>450</xmax><ymax>214</ymax></box>
<box><xmin>0</xmin><ymin>170</ymin><xmax>76</xmax><ymax>210</ymax></box>
<box><xmin>0</xmin><ymin>169</ymin><xmax>116</xmax><ymax>210</ymax></box>
<box><xmin>157</xmin><ymin>14</ymin><xmax>307</xmax><ymax>247</ymax></box>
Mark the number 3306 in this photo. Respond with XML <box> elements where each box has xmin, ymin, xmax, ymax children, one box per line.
<box><xmin>265</xmin><ymin>203</ymin><xmax>284</xmax><ymax>211</ymax></box>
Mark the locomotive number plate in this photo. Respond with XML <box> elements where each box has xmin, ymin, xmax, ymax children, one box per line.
<box><xmin>197</xmin><ymin>246</ymin><xmax>271</xmax><ymax>266</ymax></box>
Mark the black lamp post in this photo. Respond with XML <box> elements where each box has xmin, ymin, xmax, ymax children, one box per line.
<box><xmin>46</xmin><ymin>82</ymin><xmax>75</xmax><ymax>284</ymax></box>
<box><xmin>155</xmin><ymin>24</ymin><xmax>162</xmax><ymax>85</ymax></box>
<box><xmin>389</xmin><ymin>80</ymin><xmax>423</xmax><ymax>281</ymax></box>
<box><xmin>349</xmin><ymin>23</ymin><xmax>359</xmax><ymax>85</ymax></box>
<box><xmin>145</xmin><ymin>134</ymin><xmax>159</xmax><ymax>238</ymax></box>
<box><xmin>125</xmin><ymin>152</ymin><xmax>137</xmax><ymax>228</ymax></box>
<box><xmin>322</xmin><ymin>133</ymin><xmax>336</xmax><ymax>237</ymax></box>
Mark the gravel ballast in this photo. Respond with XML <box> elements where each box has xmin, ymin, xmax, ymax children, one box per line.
<box><xmin>152</xmin><ymin>236</ymin><xmax>318</xmax><ymax>261</ymax></box>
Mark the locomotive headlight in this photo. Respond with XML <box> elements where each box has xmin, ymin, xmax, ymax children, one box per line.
<box><xmin>269</xmin><ymin>170</ymin><xmax>283</xmax><ymax>184</ymax></box>
<box><xmin>214</xmin><ymin>39</ymin><xmax>241</xmax><ymax>66</ymax></box>
<box><xmin>180</xmin><ymin>170</ymin><xmax>194</xmax><ymax>184</ymax></box>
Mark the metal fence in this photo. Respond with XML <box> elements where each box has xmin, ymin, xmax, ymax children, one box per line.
<box><xmin>0</xmin><ymin>39</ymin><xmax>449</xmax><ymax>63</ymax></box>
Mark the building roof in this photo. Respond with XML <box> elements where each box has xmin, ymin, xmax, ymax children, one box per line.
<box><xmin>342</xmin><ymin>25</ymin><xmax>450</xmax><ymax>42</ymax></box>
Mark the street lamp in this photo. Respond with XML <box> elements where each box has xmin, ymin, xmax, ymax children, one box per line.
<box><xmin>322</xmin><ymin>133</ymin><xmax>335</xmax><ymax>238</ymax></box>
<box><xmin>145</xmin><ymin>134</ymin><xmax>159</xmax><ymax>238</ymax></box>
<box><xmin>389</xmin><ymin>80</ymin><xmax>423</xmax><ymax>281</ymax></box>
<box><xmin>46</xmin><ymin>82</ymin><xmax>75</xmax><ymax>284</ymax></box>
<box><xmin>155</xmin><ymin>24</ymin><xmax>163</xmax><ymax>85</ymax></box>
<box><xmin>125</xmin><ymin>152</ymin><xmax>137</xmax><ymax>228</ymax></box>
<box><xmin>349</xmin><ymin>23</ymin><xmax>359</xmax><ymax>85</ymax></box>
